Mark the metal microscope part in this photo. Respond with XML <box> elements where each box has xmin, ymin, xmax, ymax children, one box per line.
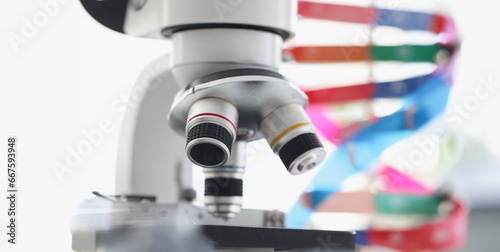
<box><xmin>122</xmin><ymin>0</ymin><xmax>297</xmax><ymax>39</ymax></box>
<box><xmin>185</xmin><ymin>97</ymin><xmax>238</xmax><ymax>167</ymax></box>
<box><xmin>201</xmin><ymin>225</ymin><xmax>355</xmax><ymax>251</ymax></box>
<box><xmin>114</xmin><ymin>56</ymin><xmax>190</xmax><ymax>204</ymax></box>
<box><xmin>169</xmin><ymin>68</ymin><xmax>308</xmax><ymax>142</ymax></box>
<box><xmin>204</xmin><ymin>138</ymin><xmax>247</xmax><ymax>218</ymax></box>
<box><xmin>71</xmin><ymin>198</ymin><xmax>355</xmax><ymax>251</ymax></box>
<box><xmin>170</xmin><ymin>68</ymin><xmax>325</xmax><ymax>174</ymax></box>
<box><xmin>204</xmin><ymin>169</ymin><xmax>244</xmax><ymax>219</ymax></box>
<box><xmin>260</xmin><ymin>103</ymin><xmax>326</xmax><ymax>175</ymax></box>
<box><xmin>88</xmin><ymin>225</ymin><xmax>355</xmax><ymax>251</ymax></box>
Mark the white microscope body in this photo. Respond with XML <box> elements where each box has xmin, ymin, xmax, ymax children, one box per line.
<box><xmin>71</xmin><ymin>1</ymin><xmax>354</xmax><ymax>251</ymax></box>
<box><xmin>115</xmin><ymin>0</ymin><xmax>325</xmax><ymax>217</ymax></box>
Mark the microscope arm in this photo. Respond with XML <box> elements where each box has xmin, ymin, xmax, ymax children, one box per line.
<box><xmin>115</xmin><ymin>54</ymin><xmax>190</xmax><ymax>204</ymax></box>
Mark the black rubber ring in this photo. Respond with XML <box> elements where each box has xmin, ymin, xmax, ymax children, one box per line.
<box><xmin>205</xmin><ymin>178</ymin><xmax>243</xmax><ymax>196</ymax></box>
<box><xmin>278</xmin><ymin>133</ymin><xmax>323</xmax><ymax>171</ymax></box>
<box><xmin>161</xmin><ymin>23</ymin><xmax>293</xmax><ymax>40</ymax></box>
<box><xmin>186</xmin><ymin>123</ymin><xmax>233</xmax><ymax>166</ymax></box>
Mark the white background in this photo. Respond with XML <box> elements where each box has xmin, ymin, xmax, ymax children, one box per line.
<box><xmin>1</xmin><ymin>0</ymin><xmax>500</xmax><ymax>251</ymax></box>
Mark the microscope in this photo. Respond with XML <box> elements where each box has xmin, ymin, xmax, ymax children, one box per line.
<box><xmin>71</xmin><ymin>0</ymin><xmax>355</xmax><ymax>251</ymax></box>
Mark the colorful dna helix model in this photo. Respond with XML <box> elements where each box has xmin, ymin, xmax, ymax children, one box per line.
<box><xmin>283</xmin><ymin>1</ymin><xmax>465</xmax><ymax>251</ymax></box>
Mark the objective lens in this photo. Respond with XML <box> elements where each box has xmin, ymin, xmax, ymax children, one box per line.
<box><xmin>204</xmin><ymin>174</ymin><xmax>244</xmax><ymax>218</ymax></box>
<box><xmin>204</xmin><ymin>139</ymin><xmax>247</xmax><ymax>218</ymax></box>
<box><xmin>260</xmin><ymin>103</ymin><xmax>325</xmax><ymax>174</ymax></box>
<box><xmin>185</xmin><ymin>98</ymin><xmax>238</xmax><ymax>168</ymax></box>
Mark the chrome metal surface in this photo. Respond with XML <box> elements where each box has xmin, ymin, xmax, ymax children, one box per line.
<box><xmin>169</xmin><ymin>72</ymin><xmax>308</xmax><ymax>142</ymax></box>
<box><xmin>204</xmin><ymin>168</ymin><xmax>245</xmax><ymax>179</ymax></box>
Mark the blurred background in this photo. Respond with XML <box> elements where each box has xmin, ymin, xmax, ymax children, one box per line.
<box><xmin>0</xmin><ymin>0</ymin><xmax>499</xmax><ymax>251</ymax></box>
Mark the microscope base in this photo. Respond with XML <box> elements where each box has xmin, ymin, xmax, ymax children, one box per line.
<box><xmin>71</xmin><ymin>198</ymin><xmax>355</xmax><ymax>251</ymax></box>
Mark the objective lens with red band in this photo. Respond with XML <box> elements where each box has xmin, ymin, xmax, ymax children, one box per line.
<box><xmin>185</xmin><ymin>98</ymin><xmax>238</xmax><ymax>168</ymax></box>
